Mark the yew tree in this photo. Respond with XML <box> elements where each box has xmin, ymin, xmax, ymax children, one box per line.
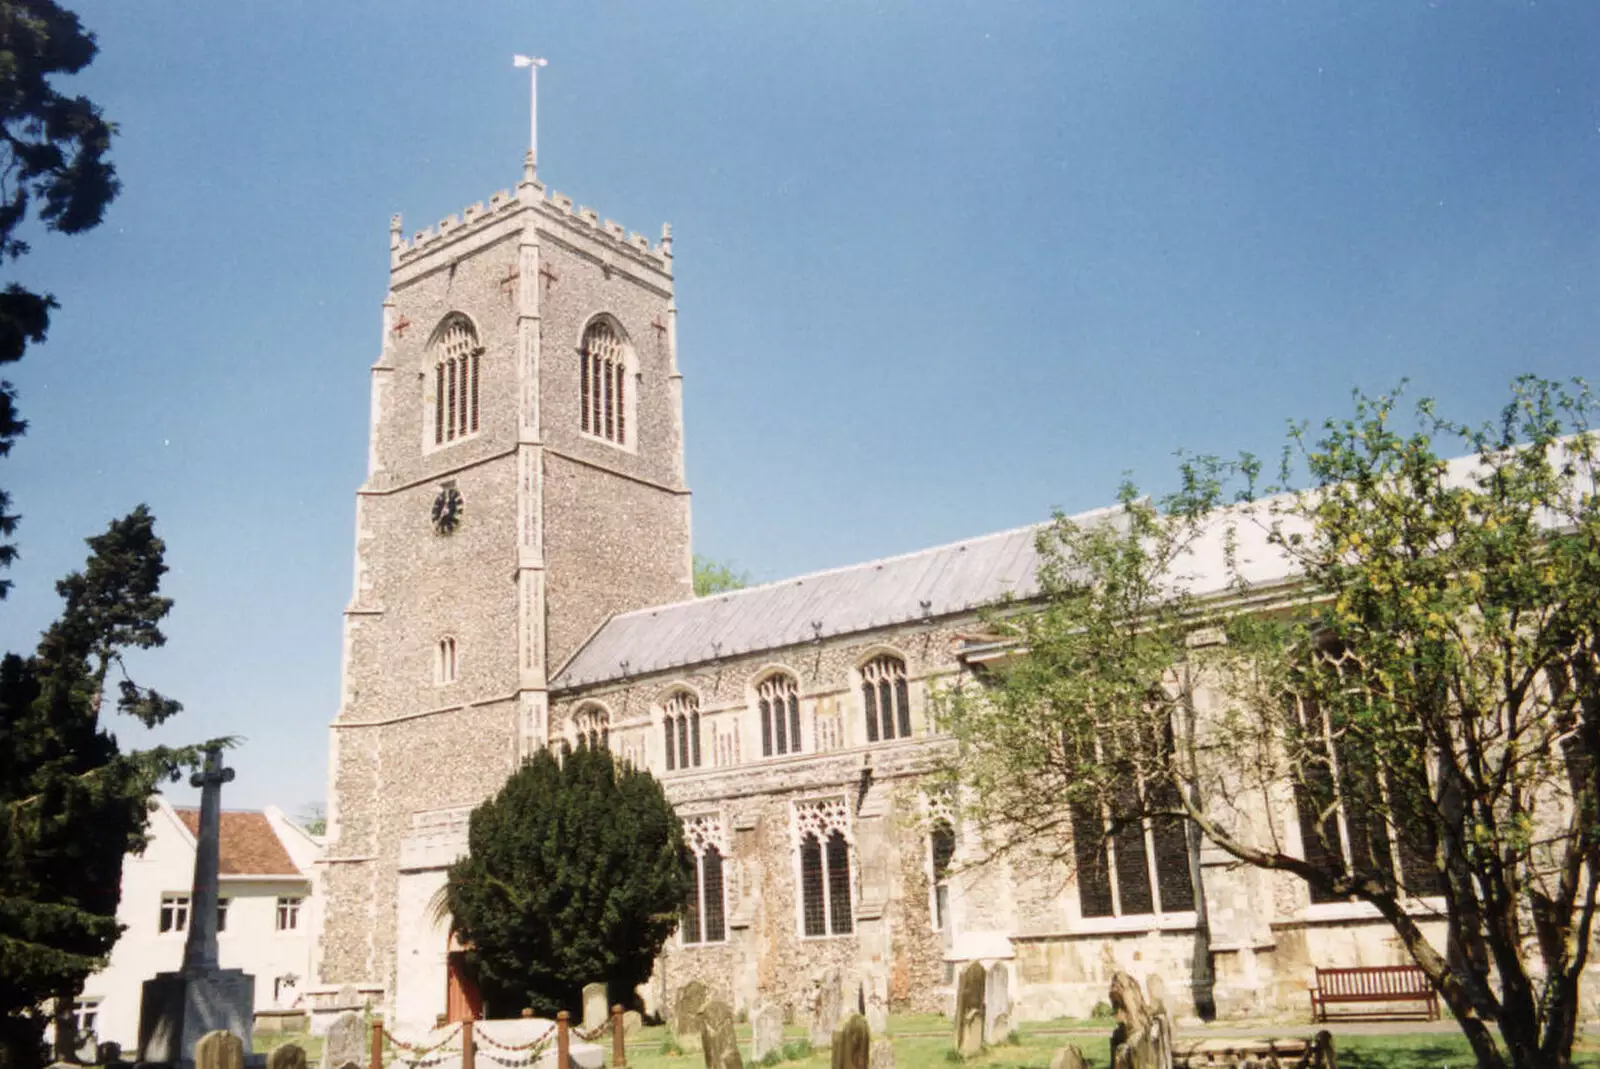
<box><xmin>941</xmin><ymin>378</ymin><xmax>1600</xmax><ymax>1069</ymax></box>
<box><xmin>446</xmin><ymin>744</ymin><xmax>690</xmax><ymax>1017</ymax></box>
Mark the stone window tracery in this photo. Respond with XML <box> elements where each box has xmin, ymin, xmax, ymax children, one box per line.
<box><xmin>681</xmin><ymin>814</ymin><xmax>727</xmax><ymax>946</ymax></box>
<box><xmin>758</xmin><ymin>673</ymin><xmax>802</xmax><ymax>757</ymax></box>
<box><xmin>433</xmin><ymin>317</ymin><xmax>481</xmax><ymax>446</ymax></box>
<box><xmin>794</xmin><ymin>798</ymin><xmax>853</xmax><ymax>937</ymax></box>
<box><xmin>580</xmin><ymin>319</ymin><xmax>627</xmax><ymax>446</ymax></box>
<box><xmin>661</xmin><ymin>690</ymin><xmax>701</xmax><ymax>772</ymax></box>
<box><xmin>926</xmin><ymin>791</ymin><xmax>957</xmax><ymax>931</ymax></box>
<box><xmin>435</xmin><ymin>637</ymin><xmax>458</xmax><ymax>685</ymax></box>
<box><xmin>573</xmin><ymin>704</ymin><xmax>610</xmax><ymax>751</ymax></box>
<box><xmin>861</xmin><ymin>654</ymin><xmax>911</xmax><ymax>742</ymax></box>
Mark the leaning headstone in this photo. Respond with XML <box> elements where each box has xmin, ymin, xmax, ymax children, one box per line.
<box><xmin>622</xmin><ymin>1010</ymin><xmax>644</xmax><ymax>1037</ymax></box>
<box><xmin>1145</xmin><ymin>975</ymin><xmax>1175</xmax><ymax>1069</ymax></box>
<box><xmin>269</xmin><ymin>1044</ymin><xmax>309</xmax><ymax>1069</ymax></box>
<box><xmin>807</xmin><ymin>967</ymin><xmax>844</xmax><ymax>1048</ymax></box>
<box><xmin>831</xmin><ymin>1015</ymin><xmax>871</xmax><ymax>1069</ymax></box>
<box><xmin>582</xmin><ymin>983</ymin><xmax>609</xmax><ymax>1033</ymax></box>
<box><xmin>1051</xmin><ymin>1047</ymin><xmax>1091</xmax><ymax>1069</ymax></box>
<box><xmin>868</xmin><ymin>1037</ymin><xmax>895</xmax><ymax>1069</ymax></box>
<box><xmin>194</xmin><ymin>1030</ymin><xmax>244</xmax><ymax>1069</ymax></box>
<box><xmin>701</xmin><ymin>1000</ymin><xmax>742</xmax><ymax>1069</ymax></box>
<box><xmin>983</xmin><ymin>962</ymin><xmax>1011</xmax><ymax>1044</ymax></box>
<box><xmin>1110</xmin><ymin>971</ymin><xmax>1167</xmax><ymax>1069</ymax></box>
<box><xmin>675</xmin><ymin>981</ymin><xmax>708</xmax><ymax>1051</ymax></box>
<box><xmin>954</xmin><ymin>962</ymin><xmax>986</xmax><ymax>1057</ymax></box>
<box><xmin>320</xmin><ymin>1012</ymin><xmax>365</xmax><ymax>1069</ymax></box>
<box><xmin>750</xmin><ymin>1003</ymin><xmax>784</xmax><ymax>1063</ymax></box>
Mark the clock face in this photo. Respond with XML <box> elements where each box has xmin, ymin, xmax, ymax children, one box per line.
<box><xmin>431</xmin><ymin>487</ymin><xmax>463</xmax><ymax>535</ymax></box>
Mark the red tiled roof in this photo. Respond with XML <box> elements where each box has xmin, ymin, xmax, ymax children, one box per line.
<box><xmin>173</xmin><ymin>809</ymin><xmax>302</xmax><ymax>876</ymax></box>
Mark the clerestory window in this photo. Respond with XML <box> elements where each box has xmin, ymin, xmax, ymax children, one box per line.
<box><xmin>861</xmin><ymin>655</ymin><xmax>911</xmax><ymax>742</ymax></box>
<box><xmin>661</xmin><ymin>691</ymin><xmax>702</xmax><ymax>772</ymax></box>
<box><xmin>579</xmin><ymin>319</ymin><xmax>628</xmax><ymax>446</ymax></box>
<box><xmin>758</xmin><ymin>673</ymin><xmax>802</xmax><ymax>757</ymax></box>
<box><xmin>432</xmin><ymin>317</ymin><xmax>482</xmax><ymax>447</ymax></box>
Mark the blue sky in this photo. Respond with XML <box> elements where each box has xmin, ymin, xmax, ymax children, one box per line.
<box><xmin>2</xmin><ymin>1</ymin><xmax>1597</xmax><ymax>813</ymax></box>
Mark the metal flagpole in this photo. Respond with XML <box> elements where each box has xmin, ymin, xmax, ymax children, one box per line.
<box><xmin>513</xmin><ymin>55</ymin><xmax>548</xmax><ymax>168</ymax></box>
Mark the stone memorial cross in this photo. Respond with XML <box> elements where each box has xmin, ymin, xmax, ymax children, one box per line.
<box><xmin>184</xmin><ymin>747</ymin><xmax>235</xmax><ymax>972</ymax></box>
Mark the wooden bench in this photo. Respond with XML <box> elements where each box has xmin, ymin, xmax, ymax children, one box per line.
<box><xmin>1308</xmin><ymin>965</ymin><xmax>1439</xmax><ymax>1022</ymax></box>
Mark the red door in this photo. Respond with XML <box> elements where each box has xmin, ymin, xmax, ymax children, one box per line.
<box><xmin>446</xmin><ymin>950</ymin><xmax>483</xmax><ymax>1022</ymax></box>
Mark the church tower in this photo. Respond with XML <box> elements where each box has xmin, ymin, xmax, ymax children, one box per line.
<box><xmin>319</xmin><ymin>150</ymin><xmax>691</xmax><ymax>1017</ymax></box>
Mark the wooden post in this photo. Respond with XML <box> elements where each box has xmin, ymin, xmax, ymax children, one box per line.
<box><xmin>557</xmin><ymin>1011</ymin><xmax>570</xmax><ymax>1069</ymax></box>
<box><xmin>611</xmin><ymin>1005</ymin><xmax>626</xmax><ymax>1068</ymax></box>
<box><xmin>462</xmin><ymin>1019</ymin><xmax>475</xmax><ymax>1069</ymax></box>
<box><xmin>370</xmin><ymin>1017</ymin><xmax>384</xmax><ymax>1069</ymax></box>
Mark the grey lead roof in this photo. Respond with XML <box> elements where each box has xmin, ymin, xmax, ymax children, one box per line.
<box><xmin>551</xmin><ymin>506</ymin><xmax>1126</xmax><ymax>691</ymax></box>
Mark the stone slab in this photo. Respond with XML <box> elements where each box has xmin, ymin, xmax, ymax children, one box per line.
<box><xmin>138</xmin><ymin>969</ymin><xmax>255</xmax><ymax>1067</ymax></box>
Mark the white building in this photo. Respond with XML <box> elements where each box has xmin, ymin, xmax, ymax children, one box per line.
<box><xmin>77</xmin><ymin>799</ymin><xmax>324</xmax><ymax>1049</ymax></box>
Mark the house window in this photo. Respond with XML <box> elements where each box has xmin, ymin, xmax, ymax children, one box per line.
<box><xmin>681</xmin><ymin>815</ymin><xmax>727</xmax><ymax>945</ymax></box>
<box><xmin>930</xmin><ymin>821</ymin><xmax>956</xmax><ymax>930</ymax></box>
<box><xmin>1069</xmin><ymin>722</ymin><xmax>1196</xmax><ymax>920</ymax></box>
<box><xmin>758</xmin><ymin>674</ymin><xmax>802</xmax><ymax>757</ymax></box>
<box><xmin>276</xmin><ymin>896</ymin><xmax>302</xmax><ymax>932</ymax></box>
<box><xmin>861</xmin><ymin>655</ymin><xmax>911</xmax><ymax>742</ymax></box>
<box><xmin>1289</xmin><ymin>683</ymin><xmax>1443</xmax><ymax>904</ymax></box>
<box><xmin>73</xmin><ymin>999</ymin><xmax>101</xmax><ymax>1038</ymax></box>
<box><xmin>435</xmin><ymin>637</ymin><xmax>458</xmax><ymax>684</ymax></box>
<box><xmin>795</xmin><ymin>799</ymin><xmax>853</xmax><ymax>937</ymax></box>
<box><xmin>216</xmin><ymin>897</ymin><xmax>231</xmax><ymax>933</ymax></box>
<box><xmin>159</xmin><ymin>894</ymin><xmax>190</xmax><ymax>934</ymax></box>
<box><xmin>579</xmin><ymin>319</ymin><xmax>627</xmax><ymax>445</ymax></box>
<box><xmin>661</xmin><ymin>691</ymin><xmax>701</xmax><ymax>772</ymax></box>
<box><xmin>574</xmin><ymin>704</ymin><xmax>610</xmax><ymax>750</ymax></box>
<box><xmin>432</xmin><ymin>317</ymin><xmax>481</xmax><ymax>446</ymax></box>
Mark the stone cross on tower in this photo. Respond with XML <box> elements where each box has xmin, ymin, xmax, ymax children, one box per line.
<box><xmin>181</xmin><ymin>746</ymin><xmax>234</xmax><ymax>973</ymax></box>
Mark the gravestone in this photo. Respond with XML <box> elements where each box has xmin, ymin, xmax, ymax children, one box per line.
<box><xmin>954</xmin><ymin>962</ymin><xmax>986</xmax><ymax>1057</ymax></box>
<box><xmin>97</xmin><ymin>1042</ymin><xmax>123</xmax><ymax>1066</ymax></box>
<box><xmin>868</xmin><ymin>1037</ymin><xmax>894</xmax><ymax>1069</ymax></box>
<box><xmin>137</xmin><ymin>748</ymin><xmax>256</xmax><ymax>1066</ymax></box>
<box><xmin>675</xmin><ymin>981</ymin><xmax>708</xmax><ymax>1051</ymax></box>
<box><xmin>750</xmin><ymin>1003</ymin><xmax>784</xmax><ymax>1063</ymax></box>
<box><xmin>983</xmin><ymin>962</ymin><xmax>1011</xmax><ymax>1044</ymax></box>
<box><xmin>269</xmin><ymin>1044</ymin><xmax>308</xmax><ymax>1069</ymax></box>
<box><xmin>1051</xmin><ymin>1047</ymin><xmax>1091</xmax><ymax>1069</ymax></box>
<box><xmin>321</xmin><ymin>1012</ymin><xmax>365</xmax><ymax>1069</ymax></box>
<box><xmin>831</xmin><ymin>1015</ymin><xmax>870</xmax><ymax>1069</ymax></box>
<box><xmin>806</xmin><ymin>967</ymin><xmax>844</xmax><ymax>1048</ymax></box>
<box><xmin>1109</xmin><ymin>971</ymin><xmax>1170</xmax><ymax>1069</ymax></box>
<box><xmin>194</xmin><ymin>1030</ymin><xmax>244</xmax><ymax>1069</ymax></box>
<box><xmin>582</xmin><ymin>983</ymin><xmax>609</xmax><ymax>1033</ymax></box>
<box><xmin>1145</xmin><ymin>975</ymin><xmax>1175</xmax><ymax>1069</ymax></box>
<box><xmin>701</xmin><ymin>1000</ymin><xmax>742</xmax><ymax>1069</ymax></box>
<box><xmin>622</xmin><ymin>1011</ymin><xmax>644</xmax><ymax>1037</ymax></box>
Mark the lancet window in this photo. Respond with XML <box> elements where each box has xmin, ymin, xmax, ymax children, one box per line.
<box><xmin>662</xmin><ymin>690</ymin><xmax>702</xmax><ymax>772</ymax></box>
<box><xmin>794</xmin><ymin>798</ymin><xmax>853</xmax><ymax>937</ymax></box>
<box><xmin>433</xmin><ymin>317</ymin><xmax>481</xmax><ymax>446</ymax></box>
<box><xmin>680</xmin><ymin>814</ymin><xmax>728</xmax><ymax>945</ymax></box>
<box><xmin>580</xmin><ymin>319</ymin><xmax>627</xmax><ymax>445</ymax></box>
<box><xmin>861</xmin><ymin>654</ymin><xmax>911</xmax><ymax>742</ymax></box>
<box><xmin>435</xmin><ymin>637</ymin><xmax>458</xmax><ymax>685</ymax></box>
<box><xmin>758</xmin><ymin>673</ymin><xmax>802</xmax><ymax>757</ymax></box>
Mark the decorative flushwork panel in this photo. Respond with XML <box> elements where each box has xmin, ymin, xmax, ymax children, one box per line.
<box><xmin>792</xmin><ymin>796</ymin><xmax>852</xmax><ymax>848</ymax></box>
<box><xmin>683</xmin><ymin>812</ymin><xmax>728</xmax><ymax>858</ymax></box>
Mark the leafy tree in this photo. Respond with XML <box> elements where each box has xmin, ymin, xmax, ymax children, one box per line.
<box><xmin>295</xmin><ymin>802</ymin><xmax>326</xmax><ymax>837</ymax></box>
<box><xmin>0</xmin><ymin>507</ymin><xmax>206</xmax><ymax>1069</ymax></box>
<box><xmin>446</xmin><ymin>745</ymin><xmax>690</xmax><ymax>1016</ymax></box>
<box><xmin>693</xmin><ymin>554</ymin><xmax>747</xmax><ymax>597</ymax></box>
<box><xmin>941</xmin><ymin>378</ymin><xmax>1600</xmax><ymax>1069</ymax></box>
<box><xmin>0</xmin><ymin>0</ymin><xmax>121</xmax><ymax>594</ymax></box>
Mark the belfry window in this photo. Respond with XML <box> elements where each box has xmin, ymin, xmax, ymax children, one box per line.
<box><xmin>580</xmin><ymin>319</ymin><xmax>627</xmax><ymax>445</ymax></box>
<box><xmin>435</xmin><ymin>637</ymin><xmax>458</xmax><ymax>685</ymax></box>
<box><xmin>662</xmin><ymin>691</ymin><xmax>702</xmax><ymax>772</ymax></box>
<box><xmin>681</xmin><ymin>815</ymin><xmax>727</xmax><ymax>945</ymax></box>
<box><xmin>861</xmin><ymin>655</ymin><xmax>911</xmax><ymax>742</ymax></box>
<box><xmin>758</xmin><ymin>673</ymin><xmax>802</xmax><ymax>757</ymax></box>
<box><xmin>433</xmin><ymin>317</ymin><xmax>482</xmax><ymax>446</ymax></box>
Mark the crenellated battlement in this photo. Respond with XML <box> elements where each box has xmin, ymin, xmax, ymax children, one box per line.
<box><xmin>389</xmin><ymin>164</ymin><xmax>673</xmax><ymax>276</ymax></box>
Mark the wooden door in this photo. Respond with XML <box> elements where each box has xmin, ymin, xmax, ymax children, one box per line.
<box><xmin>445</xmin><ymin>950</ymin><xmax>482</xmax><ymax>1022</ymax></box>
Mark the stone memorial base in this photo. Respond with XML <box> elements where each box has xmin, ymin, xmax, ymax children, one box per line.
<box><xmin>137</xmin><ymin>968</ymin><xmax>256</xmax><ymax>1067</ymax></box>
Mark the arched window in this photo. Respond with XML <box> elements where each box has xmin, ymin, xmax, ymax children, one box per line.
<box><xmin>433</xmin><ymin>317</ymin><xmax>482</xmax><ymax>446</ymax></box>
<box><xmin>758</xmin><ymin>673</ymin><xmax>802</xmax><ymax>757</ymax></box>
<box><xmin>661</xmin><ymin>691</ymin><xmax>702</xmax><ymax>772</ymax></box>
<box><xmin>579</xmin><ymin>319</ymin><xmax>627</xmax><ymax>445</ymax></box>
<box><xmin>861</xmin><ymin>655</ymin><xmax>911</xmax><ymax>742</ymax></box>
<box><xmin>573</xmin><ymin>704</ymin><xmax>610</xmax><ymax>751</ymax></box>
<box><xmin>795</xmin><ymin>799</ymin><xmax>853</xmax><ymax>937</ymax></box>
<box><xmin>681</xmin><ymin>815</ymin><xmax>727</xmax><ymax>945</ymax></box>
<box><xmin>930</xmin><ymin>821</ymin><xmax>956</xmax><ymax>930</ymax></box>
<box><xmin>435</xmin><ymin>637</ymin><xmax>458</xmax><ymax>685</ymax></box>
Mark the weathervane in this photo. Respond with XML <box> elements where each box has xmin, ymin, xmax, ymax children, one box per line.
<box><xmin>513</xmin><ymin>54</ymin><xmax>548</xmax><ymax>172</ymax></box>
